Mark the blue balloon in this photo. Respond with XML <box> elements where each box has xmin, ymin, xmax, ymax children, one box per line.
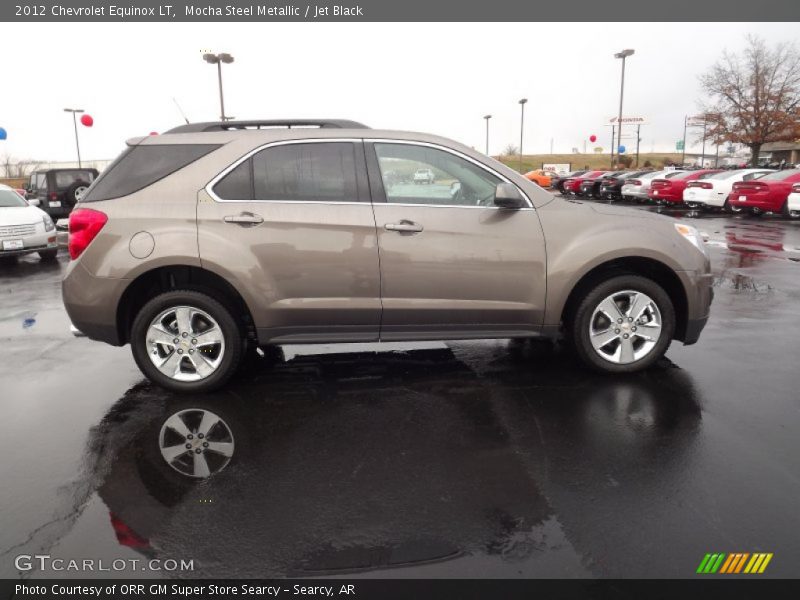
<box><xmin>0</xmin><ymin>127</ymin><xmax>7</xmax><ymax>141</ymax></box>
<box><xmin>618</xmin><ymin>145</ymin><xmax>626</xmax><ymax>154</ymax></box>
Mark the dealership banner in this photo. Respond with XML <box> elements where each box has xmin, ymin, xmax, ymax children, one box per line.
<box><xmin>3</xmin><ymin>0</ymin><xmax>799</xmax><ymax>21</ymax></box>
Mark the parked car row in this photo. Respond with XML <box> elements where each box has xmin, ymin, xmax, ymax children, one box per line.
<box><xmin>538</xmin><ymin>165</ymin><xmax>800</xmax><ymax>218</ymax></box>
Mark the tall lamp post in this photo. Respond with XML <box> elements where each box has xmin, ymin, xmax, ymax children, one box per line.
<box><xmin>518</xmin><ymin>98</ymin><xmax>528</xmax><ymax>172</ymax></box>
<box><xmin>203</xmin><ymin>52</ymin><xmax>235</xmax><ymax>121</ymax></box>
<box><xmin>613</xmin><ymin>49</ymin><xmax>634</xmax><ymax>167</ymax></box>
<box><xmin>483</xmin><ymin>114</ymin><xmax>492</xmax><ymax>155</ymax></box>
<box><xmin>63</xmin><ymin>108</ymin><xmax>84</xmax><ymax>168</ymax></box>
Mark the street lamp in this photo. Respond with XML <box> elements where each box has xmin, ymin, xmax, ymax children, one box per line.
<box><xmin>518</xmin><ymin>98</ymin><xmax>528</xmax><ymax>172</ymax></box>
<box><xmin>203</xmin><ymin>52</ymin><xmax>235</xmax><ymax>121</ymax></box>
<box><xmin>613</xmin><ymin>48</ymin><xmax>634</xmax><ymax>167</ymax></box>
<box><xmin>63</xmin><ymin>108</ymin><xmax>85</xmax><ymax>168</ymax></box>
<box><xmin>483</xmin><ymin>114</ymin><xmax>492</xmax><ymax>155</ymax></box>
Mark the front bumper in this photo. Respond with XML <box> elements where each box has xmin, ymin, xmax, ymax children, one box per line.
<box><xmin>0</xmin><ymin>231</ymin><xmax>58</xmax><ymax>257</ymax></box>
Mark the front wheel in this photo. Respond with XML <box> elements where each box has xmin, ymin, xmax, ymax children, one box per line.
<box><xmin>131</xmin><ymin>290</ymin><xmax>243</xmax><ymax>393</ymax></box>
<box><xmin>569</xmin><ymin>275</ymin><xmax>675</xmax><ymax>373</ymax></box>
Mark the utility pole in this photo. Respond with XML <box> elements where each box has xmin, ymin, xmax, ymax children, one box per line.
<box><xmin>518</xmin><ymin>98</ymin><xmax>528</xmax><ymax>172</ymax></box>
<box><xmin>610</xmin><ymin>125</ymin><xmax>616</xmax><ymax>169</ymax></box>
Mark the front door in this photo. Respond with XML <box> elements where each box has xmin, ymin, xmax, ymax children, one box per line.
<box><xmin>197</xmin><ymin>139</ymin><xmax>382</xmax><ymax>343</ymax></box>
<box><xmin>366</xmin><ymin>141</ymin><xmax>547</xmax><ymax>341</ymax></box>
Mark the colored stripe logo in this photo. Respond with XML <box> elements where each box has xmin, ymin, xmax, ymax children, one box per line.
<box><xmin>697</xmin><ymin>553</ymin><xmax>773</xmax><ymax>574</ymax></box>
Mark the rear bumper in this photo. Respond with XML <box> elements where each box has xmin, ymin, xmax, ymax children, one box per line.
<box><xmin>62</xmin><ymin>260</ymin><xmax>128</xmax><ymax>346</ymax></box>
<box><xmin>728</xmin><ymin>194</ymin><xmax>780</xmax><ymax>211</ymax></box>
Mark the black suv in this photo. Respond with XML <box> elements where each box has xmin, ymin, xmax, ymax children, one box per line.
<box><xmin>27</xmin><ymin>168</ymin><xmax>99</xmax><ymax>218</ymax></box>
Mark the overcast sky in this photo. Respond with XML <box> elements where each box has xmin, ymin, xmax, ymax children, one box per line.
<box><xmin>1</xmin><ymin>21</ymin><xmax>798</xmax><ymax>162</ymax></box>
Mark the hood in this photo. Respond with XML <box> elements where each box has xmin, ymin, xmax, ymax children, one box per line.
<box><xmin>0</xmin><ymin>205</ymin><xmax>46</xmax><ymax>226</ymax></box>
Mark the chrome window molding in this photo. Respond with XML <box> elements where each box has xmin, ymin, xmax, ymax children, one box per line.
<box><xmin>205</xmin><ymin>137</ymin><xmax>533</xmax><ymax>210</ymax></box>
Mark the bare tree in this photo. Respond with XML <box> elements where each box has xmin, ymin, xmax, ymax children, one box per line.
<box><xmin>699</xmin><ymin>35</ymin><xmax>800</xmax><ymax>166</ymax></box>
<box><xmin>502</xmin><ymin>144</ymin><xmax>519</xmax><ymax>157</ymax></box>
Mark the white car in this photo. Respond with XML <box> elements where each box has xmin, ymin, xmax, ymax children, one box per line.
<box><xmin>787</xmin><ymin>182</ymin><xmax>800</xmax><ymax>218</ymax></box>
<box><xmin>413</xmin><ymin>168</ymin><xmax>435</xmax><ymax>185</ymax></box>
<box><xmin>0</xmin><ymin>184</ymin><xmax>59</xmax><ymax>262</ymax></box>
<box><xmin>682</xmin><ymin>169</ymin><xmax>774</xmax><ymax>210</ymax></box>
<box><xmin>621</xmin><ymin>170</ymin><xmax>684</xmax><ymax>202</ymax></box>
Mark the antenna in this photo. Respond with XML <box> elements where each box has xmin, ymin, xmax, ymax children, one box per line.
<box><xmin>172</xmin><ymin>97</ymin><xmax>190</xmax><ymax>124</ymax></box>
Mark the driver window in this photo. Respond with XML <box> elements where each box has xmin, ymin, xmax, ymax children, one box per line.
<box><xmin>374</xmin><ymin>143</ymin><xmax>501</xmax><ymax>207</ymax></box>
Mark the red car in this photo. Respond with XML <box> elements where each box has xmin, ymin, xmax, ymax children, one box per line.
<box><xmin>562</xmin><ymin>171</ymin><xmax>607</xmax><ymax>195</ymax></box>
<box><xmin>648</xmin><ymin>170</ymin><xmax>722</xmax><ymax>204</ymax></box>
<box><xmin>729</xmin><ymin>169</ymin><xmax>800</xmax><ymax>215</ymax></box>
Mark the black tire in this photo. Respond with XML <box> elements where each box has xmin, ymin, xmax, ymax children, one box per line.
<box><xmin>38</xmin><ymin>249</ymin><xmax>58</xmax><ymax>261</ymax></box>
<box><xmin>723</xmin><ymin>198</ymin><xmax>742</xmax><ymax>214</ymax></box>
<box><xmin>65</xmin><ymin>181</ymin><xmax>89</xmax><ymax>206</ymax></box>
<box><xmin>569</xmin><ymin>275</ymin><xmax>675</xmax><ymax>374</ymax></box>
<box><xmin>130</xmin><ymin>290</ymin><xmax>242</xmax><ymax>393</ymax></box>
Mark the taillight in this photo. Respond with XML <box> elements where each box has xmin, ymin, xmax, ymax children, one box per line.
<box><xmin>68</xmin><ymin>208</ymin><xmax>107</xmax><ymax>260</ymax></box>
<box><xmin>688</xmin><ymin>181</ymin><xmax>713</xmax><ymax>189</ymax></box>
<box><xmin>792</xmin><ymin>184</ymin><xmax>800</xmax><ymax>193</ymax></box>
<box><xmin>628</xmin><ymin>179</ymin><xmax>641</xmax><ymax>186</ymax></box>
<box><xmin>49</xmin><ymin>192</ymin><xmax>58</xmax><ymax>201</ymax></box>
<box><xmin>109</xmin><ymin>513</ymin><xmax>149</xmax><ymax>549</ymax></box>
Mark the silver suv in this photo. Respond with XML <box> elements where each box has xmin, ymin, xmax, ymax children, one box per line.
<box><xmin>62</xmin><ymin>119</ymin><xmax>713</xmax><ymax>392</ymax></box>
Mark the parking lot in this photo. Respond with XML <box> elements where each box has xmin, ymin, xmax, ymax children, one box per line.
<box><xmin>1</xmin><ymin>203</ymin><xmax>799</xmax><ymax>579</ymax></box>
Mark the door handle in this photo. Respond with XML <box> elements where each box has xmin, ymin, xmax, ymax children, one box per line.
<box><xmin>224</xmin><ymin>212</ymin><xmax>264</xmax><ymax>226</ymax></box>
<box><xmin>385</xmin><ymin>221</ymin><xmax>423</xmax><ymax>233</ymax></box>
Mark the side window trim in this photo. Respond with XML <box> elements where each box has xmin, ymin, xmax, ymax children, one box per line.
<box><xmin>207</xmin><ymin>138</ymin><xmax>366</xmax><ymax>204</ymax></box>
<box><xmin>363</xmin><ymin>139</ymin><xmax>533</xmax><ymax>209</ymax></box>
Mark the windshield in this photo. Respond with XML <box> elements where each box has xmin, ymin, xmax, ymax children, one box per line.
<box><xmin>0</xmin><ymin>189</ymin><xmax>28</xmax><ymax>207</ymax></box>
<box><xmin>757</xmin><ymin>169</ymin><xmax>800</xmax><ymax>182</ymax></box>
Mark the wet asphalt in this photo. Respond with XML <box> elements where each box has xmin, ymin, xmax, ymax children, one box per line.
<box><xmin>0</xmin><ymin>203</ymin><xmax>799</xmax><ymax>580</ymax></box>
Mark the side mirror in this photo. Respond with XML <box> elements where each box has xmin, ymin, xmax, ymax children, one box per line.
<box><xmin>494</xmin><ymin>183</ymin><xmax>525</xmax><ymax>209</ymax></box>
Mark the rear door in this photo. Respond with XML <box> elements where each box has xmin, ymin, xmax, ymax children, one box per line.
<box><xmin>198</xmin><ymin>139</ymin><xmax>382</xmax><ymax>343</ymax></box>
<box><xmin>366</xmin><ymin>140</ymin><xmax>547</xmax><ymax>340</ymax></box>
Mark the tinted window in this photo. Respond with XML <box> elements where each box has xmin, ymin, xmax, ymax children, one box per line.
<box><xmin>214</xmin><ymin>160</ymin><xmax>253</xmax><ymax>200</ymax></box>
<box><xmin>251</xmin><ymin>142</ymin><xmax>357</xmax><ymax>202</ymax></box>
<box><xmin>54</xmin><ymin>170</ymin><xmax>95</xmax><ymax>189</ymax></box>
<box><xmin>757</xmin><ymin>169</ymin><xmax>800</xmax><ymax>181</ymax></box>
<box><xmin>83</xmin><ymin>144</ymin><xmax>220</xmax><ymax>202</ymax></box>
<box><xmin>374</xmin><ymin>143</ymin><xmax>502</xmax><ymax>207</ymax></box>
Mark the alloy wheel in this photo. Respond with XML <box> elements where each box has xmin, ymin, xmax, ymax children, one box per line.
<box><xmin>159</xmin><ymin>409</ymin><xmax>234</xmax><ymax>478</ymax></box>
<box><xmin>588</xmin><ymin>290</ymin><xmax>663</xmax><ymax>364</ymax></box>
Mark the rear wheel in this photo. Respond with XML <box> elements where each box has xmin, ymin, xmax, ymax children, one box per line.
<box><xmin>724</xmin><ymin>199</ymin><xmax>742</xmax><ymax>214</ymax></box>
<box><xmin>131</xmin><ymin>290</ymin><xmax>242</xmax><ymax>393</ymax></box>
<box><xmin>569</xmin><ymin>275</ymin><xmax>675</xmax><ymax>373</ymax></box>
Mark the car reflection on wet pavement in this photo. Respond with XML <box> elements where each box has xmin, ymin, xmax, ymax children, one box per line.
<box><xmin>0</xmin><ymin>209</ymin><xmax>799</xmax><ymax>579</ymax></box>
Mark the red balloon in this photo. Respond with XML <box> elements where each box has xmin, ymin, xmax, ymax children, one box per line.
<box><xmin>149</xmin><ymin>131</ymin><xmax>159</xmax><ymax>136</ymax></box>
<box><xmin>589</xmin><ymin>134</ymin><xmax>597</xmax><ymax>143</ymax></box>
<box><xmin>80</xmin><ymin>114</ymin><xmax>94</xmax><ymax>127</ymax></box>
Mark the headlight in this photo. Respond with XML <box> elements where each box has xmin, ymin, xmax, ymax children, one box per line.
<box><xmin>674</xmin><ymin>223</ymin><xmax>707</xmax><ymax>255</ymax></box>
<box><xmin>42</xmin><ymin>214</ymin><xmax>55</xmax><ymax>232</ymax></box>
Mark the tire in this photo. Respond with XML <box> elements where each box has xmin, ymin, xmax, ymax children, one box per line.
<box><xmin>569</xmin><ymin>275</ymin><xmax>675</xmax><ymax>374</ymax></box>
<box><xmin>38</xmin><ymin>249</ymin><xmax>58</xmax><ymax>261</ymax></box>
<box><xmin>724</xmin><ymin>199</ymin><xmax>742</xmax><ymax>214</ymax></box>
<box><xmin>65</xmin><ymin>182</ymin><xmax>89</xmax><ymax>206</ymax></box>
<box><xmin>130</xmin><ymin>290</ymin><xmax>243</xmax><ymax>393</ymax></box>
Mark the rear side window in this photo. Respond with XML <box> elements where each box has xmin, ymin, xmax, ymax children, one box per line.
<box><xmin>253</xmin><ymin>142</ymin><xmax>357</xmax><ymax>202</ymax></box>
<box><xmin>83</xmin><ymin>144</ymin><xmax>220</xmax><ymax>202</ymax></box>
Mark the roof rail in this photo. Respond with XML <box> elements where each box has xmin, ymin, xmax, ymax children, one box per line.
<box><xmin>165</xmin><ymin>119</ymin><xmax>370</xmax><ymax>133</ymax></box>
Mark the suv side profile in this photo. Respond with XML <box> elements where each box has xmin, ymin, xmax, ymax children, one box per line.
<box><xmin>62</xmin><ymin>120</ymin><xmax>713</xmax><ymax>393</ymax></box>
<box><xmin>27</xmin><ymin>168</ymin><xmax>99</xmax><ymax>218</ymax></box>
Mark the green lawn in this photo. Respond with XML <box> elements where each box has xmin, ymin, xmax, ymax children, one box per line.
<box><xmin>496</xmin><ymin>153</ymin><xmax>686</xmax><ymax>173</ymax></box>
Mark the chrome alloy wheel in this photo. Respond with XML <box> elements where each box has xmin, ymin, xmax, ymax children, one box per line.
<box><xmin>146</xmin><ymin>306</ymin><xmax>225</xmax><ymax>382</ymax></box>
<box><xmin>588</xmin><ymin>290</ymin><xmax>663</xmax><ymax>365</ymax></box>
<box><xmin>159</xmin><ymin>409</ymin><xmax>234</xmax><ymax>478</ymax></box>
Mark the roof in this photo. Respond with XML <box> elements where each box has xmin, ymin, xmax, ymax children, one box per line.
<box><xmin>761</xmin><ymin>141</ymin><xmax>800</xmax><ymax>151</ymax></box>
<box><xmin>165</xmin><ymin>119</ymin><xmax>370</xmax><ymax>133</ymax></box>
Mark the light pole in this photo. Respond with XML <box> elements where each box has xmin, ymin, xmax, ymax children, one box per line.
<box><xmin>483</xmin><ymin>115</ymin><xmax>492</xmax><ymax>155</ymax></box>
<box><xmin>613</xmin><ymin>49</ymin><xmax>634</xmax><ymax>167</ymax></box>
<box><xmin>63</xmin><ymin>108</ymin><xmax>84</xmax><ymax>168</ymax></box>
<box><xmin>518</xmin><ymin>98</ymin><xmax>528</xmax><ymax>172</ymax></box>
<box><xmin>203</xmin><ymin>52</ymin><xmax>235</xmax><ymax>121</ymax></box>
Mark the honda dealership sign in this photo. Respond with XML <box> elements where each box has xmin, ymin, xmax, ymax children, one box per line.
<box><xmin>607</xmin><ymin>116</ymin><xmax>647</xmax><ymax>125</ymax></box>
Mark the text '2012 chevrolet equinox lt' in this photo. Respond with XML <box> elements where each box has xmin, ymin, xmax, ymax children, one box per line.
<box><xmin>62</xmin><ymin>120</ymin><xmax>713</xmax><ymax>392</ymax></box>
